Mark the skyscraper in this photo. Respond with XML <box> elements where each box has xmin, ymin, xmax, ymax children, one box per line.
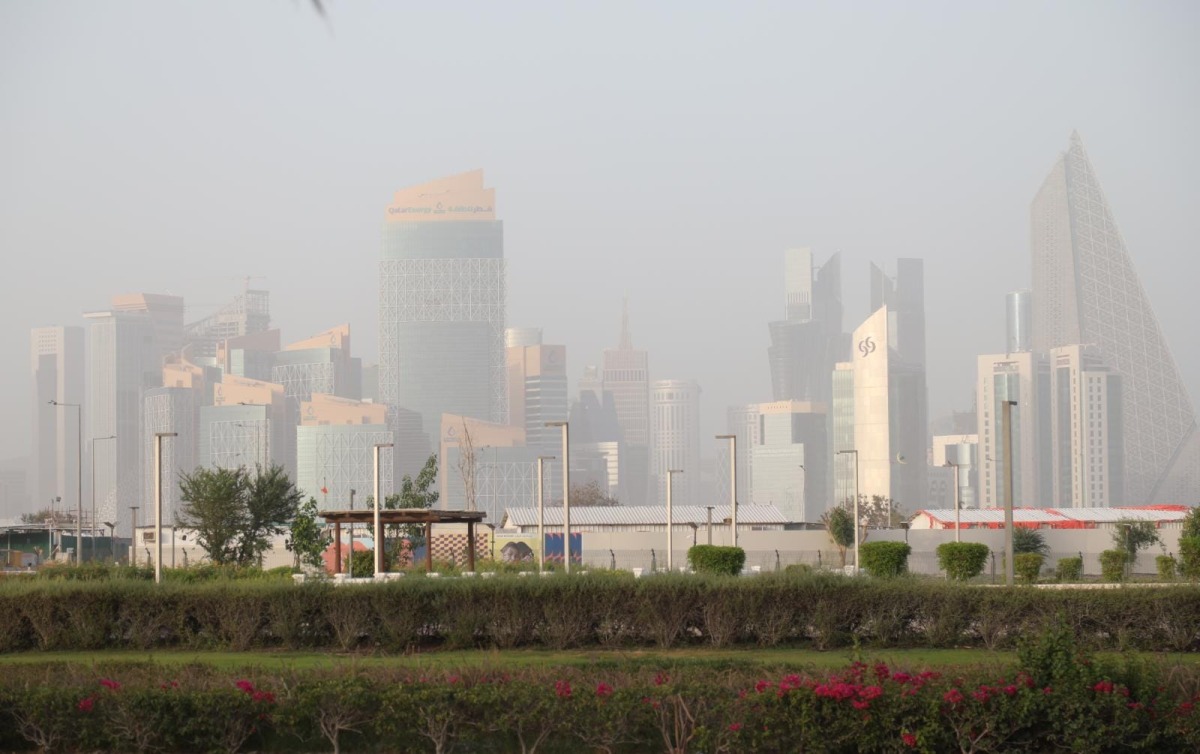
<box><xmin>651</xmin><ymin>379</ymin><xmax>701</xmax><ymax>507</ymax></box>
<box><xmin>379</xmin><ymin>170</ymin><xmax>506</xmax><ymax>455</ymax></box>
<box><xmin>976</xmin><ymin>352</ymin><xmax>1051</xmax><ymax>507</ymax></box>
<box><xmin>602</xmin><ymin>302</ymin><xmax>651</xmax><ymax>505</ymax></box>
<box><xmin>296</xmin><ymin>394</ymin><xmax>393</xmax><ymax>506</ymax></box>
<box><xmin>1032</xmin><ymin>133</ymin><xmax>1200</xmax><ymax>504</ymax></box>
<box><xmin>749</xmin><ymin>400</ymin><xmax>827</xmax><ymax>522</ymax></box>
<box><xmin>30</xmin><ymin>326</ymin><xmax>83</xmax><ymax>515</ymax></box>
<box><xmin>1006</xmin><ymin>290</ymin><xmax>1032</xmax><ymax>354</ymax></box>
<box><xmin>1049</xmin><ymin>345</ymin><xmax>1124</xmax><ymax>508</ymax></box>
<box><xmin>506</xmin><ymin>342</ymin><xmax>568</xmax><ymax>452</ymax></box>
<box><xmin>767</xmin><ymin>249</ymin><xmax>846</xmax><ymax>405</ymax></box>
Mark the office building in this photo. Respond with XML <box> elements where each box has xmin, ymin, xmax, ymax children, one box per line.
<box><xmin>931</xmin><ymin>434</ymin><xmax>979</xmax><ymax>509</ymax></box>
<box><xmin>767</xmin><ymin>249</ymin><xmax>846</xmax><ymax>405</ymax></box>
<box><xmin>976</xmin><ymin>352</ymin><xmax>1051</xmax><ymax>508</ymax></box>
<box><xmin>439</xmin><ymin>414</ymin><xmax>533</xmax><ymax>526</ymax></box>
<box><xmin>218</xmin><ymin>330</ymin><xmax>280</xmax><ymax>382</ymax></box>
<box><xmin>1032</xmin><ymin>132</ymin><xmax>1200</xmax><ymax>503</ymax></box>
<box><xmin>831</xmin><ymin>361</ymin><xmax>855</xmax><ymax>507</ymax></box>
<box><xmin>1049</xmin><ymin>345</ymin><xmax>1124</xmax><ymax>507</ymax></box>
<box><xmin>506</xmin><ymin>342</ymin><xmax>568</xmax><ymax>452</ymax></box>
<box><xmin>201</xmin><ymin>375</ymin><xmax>288</xmax><ymax>472</ymax></box>
<box><xmin>296</xmin><ymin>394</ymin><xmax>393</xmax><ymax>507</ymax></box>
<box><xmin>602</xmin><ymin>302</ymin><xmax>651</xmax><ymax>504</ymax></box>
<box><xmin>30</xmin><ymin>326</ymin><xmax>83</xmax><ymax>515</ymax></box>
<box><xmin>725</xmin><ymin>404</ymin><xmax>761</xmax><ymax>511</ymax></box>
<box><xmin>870</xmin><ymin>259</ymin><xmax>926</xmax><ymax>369</ymax></box>
<box><xmin>651</xmin><ymin>379</ymin><xmax>701</xmax><ymax>507</ymax></box>
<box><xmin>143</xmin><ymin>387</ymin><xmax>195</xmax><ymax>525</ymax></box>
<box><xmin>1006</xmin><ymin>290</ymin><xmax>1032</xmax><ymax>354</ymax></box>
<box><xmin>379</xmin><ymin>170</ymin><xmax>507</xmax><ymax>453</ymax></box>
<box><xmin>504</xmin><ymin>327</ymin><xmax>542</xmax><ymax>348</ymax></box>
<box><xmin>273</xmin><ymin>324</ymin><xmax>360</xmax><ymax>404</ymax></box>
<box><xmin>749</xmin><ymin>400</ymin><xmax>827</xmax><ymax>522</ymax></box>
<box><xmin>184</xmin><ymin>286</ymin><xmax>271</xmax><ymax>362</ymax></box>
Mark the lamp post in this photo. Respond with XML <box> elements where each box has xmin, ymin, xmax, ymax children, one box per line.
<box><xmin>153</xmin><ymin>432</ymin><xmax>177</xmax><ymax>584</ymax></box>
<box><xmin>91</xmin><ymin>435</ymin><xmax>116</xmax><ymax>562</ymax></box>
<box><xmin>48</xmin><ymin>400</ymin><xmax>82</xmax><ymax>564</ymax></box>
<box><xmin>1001</xmin><ymin>400</ymin><xmax>1017</xmax><ymax>587</ymax></box>
<box><xmin>129</xmin><ymin>506</ymin><xmax>139</xmax><ymax>566</ymax></box>
<box><xmin>943</xmin><ymin>461</ymin><xmax>962</xmax><ymax>543</ymax></box>
<box><xmin>665</xmin><ymin>469</ymin><xmax>683</xmax><ymax>571</ymax></box>
<box><xmin>546</xmin><ymin>422</ymin><xmax>570</xmax><ymax>573</ymax></box>
<box><xmin>103</xmin><ymin>521</ymin><xmax>116</xmax><ymax>560</ymax></box>
<box><xmin>373</xmin><ymin>443</ymin><xmax>394</xmax><ymax>576</ymax></box>
<box><xmin>837</xmin><ymin>449</ymin><xmax>860</xmax><ymax>573</ymax></box>
<box><xmin>536</xmin><ymin>455</ymin><xmax>555</xmax><ymax>573</ymax></box>
<box><xmin>348</xmin><ymin>488</ymin><xmax>356</xmax><ymax>578</ymax></box>
<box><xmin>715</xmin><ymin>435</ymin><xmax>738</xmax><ymax>548</ymax></box>
<box><xmin>797</xmin><ymin>463</ymin><xmax>806</xmax><ymax>521</ymax></box>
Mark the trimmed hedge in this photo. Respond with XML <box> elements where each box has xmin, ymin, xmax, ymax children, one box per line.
<box><xmin>0</xmin><ymin>647</ymin><xmax>1199</xmax><ymax>752</ymax></box>
<box><xmin>1100</xmin><ymin>549</ymin><xmax>1129</xmax><ymax>583</ymax></box>
<box><xmin>936</xmin><ymin>542</ymin><xmax>989</xmax><ymax>581</ymax></box>
<box><xmin>686</xmin><ymin>545</ymin><xmax>745</xmax><ymax>575</ymax></box>
<box><xmin>5</xmin><ymin>574</ymin><xmax>1200</xmax><ymax>654</ymax></box>
<box><xmin>1014</xmin><ymin>553</ymin><xmax>1045</xmax><ymax>585</ymax></box>
<box><xmin>859</xmin><ymin>541</ymin><xmax>911</xmax><ymax>578</ymax></box>
<box><xmin>1158</xmin><ymin>554</ymin><xmax>1178</xmax><ymax>582</ymax></box>
<box><xmin>1056</xmin><ymin>556</ymin><xmax>1082</xmax><ymax>582</ymax></box>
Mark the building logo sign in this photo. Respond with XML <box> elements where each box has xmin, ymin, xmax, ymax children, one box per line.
<box><xmin>858</xmin><ymin>336</ymin><xmax>876</xmax><ymax>358</ymax></box>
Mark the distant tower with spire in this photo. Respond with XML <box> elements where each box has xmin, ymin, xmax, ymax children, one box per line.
<box><xmin>601</xmin><ymin>299</ymin><xmax>651</xmax><ymax>504</ymax></box>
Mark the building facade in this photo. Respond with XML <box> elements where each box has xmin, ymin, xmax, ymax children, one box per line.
<box><xmin>506</xmin><ymin>343</ymin><xmax>568</xmax><ymax>452</ymax></box>
<box><xmin>601</xmin><ymin>302</ymin><xmax>651</xmax><ymax>504</ymax></box>
<box><xmin>976</xmin><ymin>352</ymin><xmax>1051</xmax><ymax>508</ymax></box>
<box><xmin>1049</xmin><ymin>345</ymin><xmax>1124</xmax><ymax>508</ymax></box>
<box><xmin>30</xmin><ymin>326</ymin><xmax>83</xmax><ymax>517</ymax></box>
<box><xmin>749</xmin><ymin>400</ymin><xmax>827</xmax><ymax>523</ymax></box>
<box><xmin>651</xmin><ymin>379</ymin><xmax>701</xmax><ymax>507</ymax></box>
<box><xmin>1031</xmin><ymin>132</ymin><xmax>1200</xmax><ymax>504</ymax></box>
<box><xmin>295</xmin><ymin>394</ymin><xmax>393</xmax><ymax>508</ymax></box>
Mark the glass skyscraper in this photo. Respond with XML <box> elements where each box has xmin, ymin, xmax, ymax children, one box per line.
<box><xmin>379</xmin><ymin>171</ymin><xmax>506</xmax><ymax>458</ymax></box>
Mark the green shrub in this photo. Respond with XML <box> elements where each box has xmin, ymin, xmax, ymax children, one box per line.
<box><xmin>1056</xmin><ymin>557</ymin><xmax>1083</xmax><ymax>583</ymax></box>
<box><xmin>936</xmin><ymin>542</ymin><xmax>989</xmax><ymax>581</ymax></box>
<box><xmin>1180</xmin><ymin>536</ymin><xmax>1200</xmax><ymax>580</ymax></box>
<box><xmin>1100</xmin><ymin>549</ymin><xmax>1129</xmax><ymax>583</ymax></box>
<box><xmin>686</xmin><ymin>546</ymin><xmax>745</xmax><ymax>576</ymax></box>
<box><xmin>1157</xmin><ymin>554</ymin><xmax>1178</xmax><ymax>581</ymax></box>
<box><xmin>858</xmin><ymin>541</ymin><xmax>911</xmax><ymax>578</ymax></box>
<box><xmin>1014</xmin><ymin>553</ymin><xmax>1044</xmax><ymax>584</ymax></box>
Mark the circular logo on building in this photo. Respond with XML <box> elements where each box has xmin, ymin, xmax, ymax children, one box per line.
<box><xmin>858</xmin><ymin>336</ymin><xmax>876</xmax><ymax>357</ymax></box>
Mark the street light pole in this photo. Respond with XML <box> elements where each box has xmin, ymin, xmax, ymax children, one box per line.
<box><xmin>666</xmin><ymin>469</ymin><xmax>682</xmax><ymax>571</ymax></box>
<box><xmin>715</xmin><ymin>435</ymin><xmax>738</xmax><ymax>548</ymax></box>
<box><xmin>1002</xmin><ymin>400</ymin><xmax>1017</xmax><ymax>587</ymax></box>
<box><xmin>837</xmin><ymin>449</ymin><xmax>860</xmax><ymax>573</ymax></box>
<box><xmin>49</xmin><ymin>401</ymin><xmax>82</xmax><ymax>564</ymax></box>
<box><xmin>546</xmin><ymin>422</ymin><xmax>570</xmax><ymax>573</ymax></box>
<box><xmin>943</xmin><ymin>461</ymin><xmax>961</xmax><ymax>543</ymax></box>
<box><xmin>373</xmin><ymin>443</ymin><xmax>394</xmax><ymax>576</ymax></box>
<box><xmin>153</xmin><ymin>432</ymin><xmax>177</xmax><ymax>584</ymax></box>
<box><xmin>91</xmin><ymin>435</ymin><xmax>116</xmax><ymax>563</ymax></box>
<box><xmin>129</xmin><ymin>506</ymin><xmax>139</xmax><ymax>566</ymax></box>
<box><xmin>536</xmin><ymin>455</ymin><xmax>555</xmax><ymax>573</ymax></box>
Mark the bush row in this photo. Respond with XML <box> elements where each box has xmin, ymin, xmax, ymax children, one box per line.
<box><xmin>1</xmin><ymin>642</ymin><xmax>1198</xmax><ymax>753</ymax></box>
<box><xmin>4</xmin><ymin>573</ymin><xmax>1200</xmax><ymax>654</ymax></box>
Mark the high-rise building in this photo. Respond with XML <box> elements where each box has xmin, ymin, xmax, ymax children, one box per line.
<box><xmin>725</xmin><ymin>404</ymin><xmax>761</xmax><ymax>511</ymax></box>
<box><xmin>931</xmin><ymin>434</ymin><xmax>979</xmax><ymax>509</ymax></box>
<box><xmin>976</xmin><ymin>352</ymin><xmax>1051</xmax><ymax>508</ymax></box>
<box><xmin>651</xmin><ymin>379</ymin><xmax>701</xmax><ymax>507</ymax></box>
<box><xmin>506</xmin><ymin>343</ymin><xmax>568</xmax><ymax>452</ymax></box>
<box><xmin>870</xmin><ymin>259</ymin><xmax>927</xmax><ymax>369</ymax></box>
<box><xmin>1049</xmin><ymin>345</ymin><xmax>1124</xmax><ymax>508</ymax></box>
<box><xmin>143</xmin><ymin>386</ymin><xmax>195</xmax><ymax>525</ymax></box>
<box><xmin>113</xmin><ymin>294</ymin><xmax>185</xmax><ymax>358</ymax></box>
<box><xmin>1032</xmin><ymin>132</ymin><xmax>1200</xmax><ymax>504</ymax></box>
<box><xmin>749</xmin><ymin>400</ymin><xmax>827</xmax><ymax>522</ymax></box>
<box><xmin>201</xmin><ymin>375</ymin><xmax>288</xmax><ymax>472</ymax></box>
<box><xmin>30</xmin><ymin>326</ymin><xmax>84</xmax><ymax>517</ymax></box>
<box><xmin>379</xmin><ymin>170</ymin><xmax>506</xmax><ymax>454</ymax></box>
<box><xmin>1006</xmin><ymin>290</ymin><xmax>1032</xmax><ymax>354</ymax></box>
<box><xmin>184</xmin><ymin>286</ymin><xmax>271</xmax><ymax>362</ymax></box>
<box><xmin>86</xmin><ymin>309</ymin><xmax>158</xmax><ymax>523</ymax></box>
<box><xmin>602</xmin><ymin>302</ymin><xmax>651</xmax><ymax>504</ymax></box>
<box><xmin>296</xmin><ymin>394</ymin><xmax>393</xmax><ymax>507</ymax></box>
<box><xmin>218</xmin><ymin>330</ymin><xmax>280</xmax><ymax>382</ymax></box>
<box><xmin>767</xmin><ymin>250</ymin><xmax>846</xmax><ymax>405</ymax></box>
<box><xmin>440</xmin><ymin>414</ymin><xmax>533</xmax><ymax>525</ymax></box>
<box><xmin>831</xmin><ymin>361</ymin><xmax>855</xmax><ymax>507</ymax></box>
<box><xmin>848</xmin><ymin>306</ymin><xmax>927</xmax><ymax>512</ymax></box>
<box><xmin>274</xmin><ymin>325</ymin><xmax>360</xmax><ymax>404</ymax></box>
<box><xmin>504</xmin><ymin>327</ymin><xmax>542</xmax><ymax>348</ymax></box>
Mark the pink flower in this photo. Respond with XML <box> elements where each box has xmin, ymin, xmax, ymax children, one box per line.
<box><xmin>754</xmin><ymin>680</ymin><xmax>771</xmax><ymax>694</ymax></box>
<box><xmin>729</xmin><ymin>722</ymin><xmax>743</xmax><ymax>732</ymax></box>
<box><xmin>1003</xmin><ymin>685</ymin><xmax>1018</xmax><ymax>696</ymax></box>
<box><xmin>77</xmin><ymin>697</ymin><xmax>95</xmax><ymax>712</ymax></box>
<box><xmin>1093</xmin><ymin>680</ymin><xmax>1115</xmax><ymax>694</ymax></box>
<box><xmin>874</xmin><ymin>663</ymin><xmax>891</xmax><ymax>681</ymax></box>
<box><xmin>901</xmin><ymin>732</ymin><xmax>918</xmax><ymax>747</ymax></box>
<box><xmin>859</xmin><ymin>685</ymin><xmax>883</xmax><ymax>701</ymax></box>
<box><xmin>891</xmin><ymin>671</ymin><xmax>913</xmax><ymax>685</ymax></box>
<box><xmin>972</xmin><ymin>689</ymin><xmax>990</xmax><ymax>703</ymax></box>
<box><xmin>1043</xmin><ymin>687</ymin><xmax>1053</xmax><ymax>695</ymax></box>
<box><xmin>943</xmin><ymin>688</ymin><xmax>965</xmax><ymax>705</ymax></box>
<box><xmin>252</xmin><ymin>691</ymin><xmax>276</xmax><ymax>704</ymax></box>
<box><xmin>654</xmin><ymin>672</ymin><xmax>669</xmax><ymax>686</ymax></box>
<box><xmin>99</xmin><ymin>678</ymin><xmax>121</xmax><ymax>691</ymax></box>
<box><xmin>235</xmin><ymin>680</ymin><xmax>255</xmax><ymax>694</ymax></box>
<box><xmin>595</xmin><ymin>682</ymin><xmax>613</xmax><ymax>698</ymax></box>
<box><xmin>555</xmin><ymin>680</ymin><xmax>572</xmax><ymax>699</ymax></box>
<box><xmin>1128</xmin><ymin>702</ymin><xmax>1144</xmax><ymax>710</ymax></box>
<box><xmin>852</xmin><ymin>700</ymin><xmax>870</xmax><ymax>710</ymax></box>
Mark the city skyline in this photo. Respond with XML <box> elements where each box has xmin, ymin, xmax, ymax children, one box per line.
<box><xmin>3</xmin><ymin>3</ymin><xmax>1199</xmax><ymax>516</ymax></box>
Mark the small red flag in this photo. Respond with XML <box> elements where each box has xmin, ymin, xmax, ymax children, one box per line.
<box><xmin>321</xmin><ymin>486</ymin><xmax>328</xmax><ymax>494</ymax></box>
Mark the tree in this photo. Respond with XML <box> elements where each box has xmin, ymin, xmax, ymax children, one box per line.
<box><xmin>1013</xmin><ymin>527</ymin><xmax>1049</xmax><ymax>556</ymax></box>
<box><xmin>177</xmin><ymin>466</ymin><xmax>248</xmax><ymax>566</ymax></box>
<box><xmin>287</xmin><ymin>497</ymin><xmax>331</xmax><ymax>570</ymax></box>
<box><xmin>1111</xmin><ymin>519</ymin><xmax>1160</xmax><ymax>562</ymax></box>
<box><xmin>177</xmin><ymin>464</ymin><xmax>302</xmax><ymax>567</ymax></box>
<box><xmin>457</xmin><ymin>420</ymin><xmax>477</xmax><ymax>512</ymax></box>
<box><xmin>822</xmin><ymin>507</ymin><xmax>854</xmax><ymax>567</ymax></box>
<box><xmin>557</xmin><ymin>479</ymin><xmax>619</xmax><ymax>507</ymax></box>
<box><xmin>379</xmin><ymin>454</ymin><xmax>440</xmax><ymax>565</ymax></box>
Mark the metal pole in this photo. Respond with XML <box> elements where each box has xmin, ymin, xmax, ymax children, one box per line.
<box><xmin>129</xmin><ymin>506</ymin><xmax>139</xmax><ymax>566</ymax></box>
<box><xmin>706</xmin><ymin>505</ymin><xmax>713</xmax><ymax>545</ymax></box>
<box><xmin>546</xmin><ymin>423</ymin><xmax>570</xmax><ymax>573</ymax></box>
<box><xmin>716</xmin><ymin>435</ymin><xmax>737</xmax><ymax>548</ymax></box>
<box><xmin>373</xmin><ymin>443</ymin><xmax>393</xmax><ymax>576</ymax></box>
<box><xmin>537</xmin><ymin>456</ymin><xmax>554</xmax><ymax>573</ymax></box>
<box><xmin>348</xmin><ymin>489</ymin><xmax>355</xmax><ymax>577</ymax></box>
<box><xmin>853</xmin><ymin>451</ymin><xmax>860</xmax><ymax>573</ymax></box>
<box><xmin>952</xmin><ymin>463</ymin><xmax>961</xmax><ymax>543</ymax></box>
<box><xmin>154</xmin><ymin>432</ymin><xmax>176</xmax><ymax>585</ymax></box>
<box><xmin>666</xmin><ymin>470</ymin><xmax>681</xmax><ymax>571</ymax></box>
<box><xmin>91</xmin><ymin>441</ymin><xmax>96</xmax><ymax>562</ymax></box>
<box><xmin>1002</xmin><ymin>400</ymin><xmax>1017</xmax><ymax>587</ymax></box>
<box><xmin>75</xmin><ymin>407</ymin><xmax>81</xmax><ymax>565</ymax></box>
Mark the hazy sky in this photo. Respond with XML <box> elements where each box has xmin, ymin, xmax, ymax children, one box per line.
<box><xmin>3</xmin><ymin>1</ymin><xmax>1198</xmax><ymax>463</ymax></box>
